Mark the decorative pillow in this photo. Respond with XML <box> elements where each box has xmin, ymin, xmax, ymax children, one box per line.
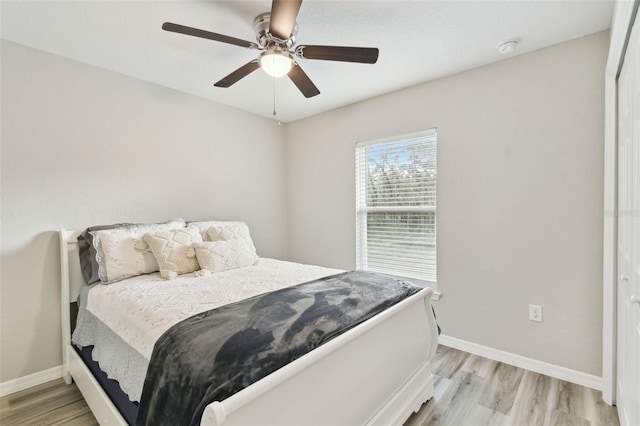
<box><xmin>193</xmin><ymin>240</ymin><xmax>258</xmax><ymax>275</ymax></box>
<box><xmin>186</xmin><ymin>220</ymin><xmax>226</xmax><ymax>241</ymax></box>
<box><xmin>206</xmin><ymin>222</ymin><xmax>258</xmax><ymax>260</ymax></box>
<box><xmin>142</xmin><ymin>227</ymin><xmax>202</xmax><ymax>280</ymax></box>
<box><xmin>187</xmin><ymin>220</ymin><xmax>254</xmax><ymax>245</ymax></box>
<box><xmin>91</xmin><ymin>218</ymin><xmax>185</xmax><ymax>283</ymax></box>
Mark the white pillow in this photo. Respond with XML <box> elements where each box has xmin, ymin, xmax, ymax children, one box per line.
<box><xmin>188</xmin><ymin>220</ymin><xmax>254</xmax><ymax>245</ymax></box>
<box><xmin>187</xmin><ymin>220</ymin><xmax>229</xmax><ymax>241</ymax></box>
<box><xmin>142</xmin><ymin>227</ymin><xmax>202</xmax><ymax>280</ymax></box>
<box><xmin>206</xmin><ymin>222</ymin><xmax>258</xmax><ymax>259</ymax></box>
<box><xmin>92</xmin><ymin>218</ymin><xmax>185</xmax><ymax>283</ymax></box>
<box><xmin>193</xmin><ymin>240</ymin><xmax>258</xmax><ymax>275</ymax></box>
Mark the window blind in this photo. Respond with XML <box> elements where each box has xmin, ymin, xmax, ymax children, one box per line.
<box><xmin>356</xmin><ymin>130</ymin><xmax>437</xmax><ymax>283</ymax></box>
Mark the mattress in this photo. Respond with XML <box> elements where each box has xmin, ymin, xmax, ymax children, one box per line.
<box><xmin>72</xmin><ymin>258</ymin><xmax>342</xmax><ymax>403</ymax></box>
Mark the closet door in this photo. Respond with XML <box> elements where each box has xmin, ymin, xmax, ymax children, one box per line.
<box><xmin>617</xmin><ymin>13</ymin><xmax>640</xmax><ymax>426</ymax></box>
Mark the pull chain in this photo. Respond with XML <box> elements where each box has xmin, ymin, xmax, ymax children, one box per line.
<box><xmin>272</xmin><ymin>76</ymin><xmax>277</xmax><ymax>117</ymax></box>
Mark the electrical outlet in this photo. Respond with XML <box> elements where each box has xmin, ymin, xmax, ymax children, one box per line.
<box><xmin>529</xmin><ymin>304</ymin><xmax>542</xmax><ymax>322</ymax></box>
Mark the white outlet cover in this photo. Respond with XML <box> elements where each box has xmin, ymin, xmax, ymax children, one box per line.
<box><xmin>529</xmin><ymin>304</ymin><xmax>542</xmax><ymax>322</ymax></box>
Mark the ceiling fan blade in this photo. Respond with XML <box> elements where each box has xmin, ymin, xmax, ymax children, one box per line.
<box><xmin>295</xmin><ymin>45</ymin><xmax>379</xmax><ymax>64</ymax></box>
<box><xmin>162</xmin><ymin>22</ymin><xmax>258</xmax><ymax>49</ymax></box>
<box><xmin>269</xmin><ymin>0</ymin><xmax>303</xmax><ymax>40</ymax></box>
<box><xmin>214</xmin><ymin>60</ymin><xmax>261</xmax><ymax>88</ymax></box>
<box><xmin>288</xmin><ymin>63</ymin><xmax>320</xmax><ymax>98</ymax></box>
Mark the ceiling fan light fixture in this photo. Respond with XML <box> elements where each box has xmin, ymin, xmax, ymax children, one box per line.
<box><xmin>259</xmin><ymin>49</ymin><xmax>293</xmax><ymax>78</ymax></box>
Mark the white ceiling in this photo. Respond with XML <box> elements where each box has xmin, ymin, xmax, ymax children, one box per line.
<box><xmin>1</xmin><ymin>1</ymin><xmax>614</xmax><ymax>123</ymax></box>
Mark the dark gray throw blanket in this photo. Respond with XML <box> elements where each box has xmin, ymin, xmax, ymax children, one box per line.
<box><xmin>136</xmin><ymin>271</ymin><xmax>422</xmax><ymax>426</ymax></box>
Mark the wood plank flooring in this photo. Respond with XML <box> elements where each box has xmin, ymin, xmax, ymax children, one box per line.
<box><xmin>0</xmin><ymin>378</ymin><xmax>98</xmax><ymax>426</ymax></box>
<box><xmin>0</xmin><ymin>345</ymin><xmax>619</xmax><ymax>425</ymax></box>
<box><xmin>405</xmin><ymin>345</ymin><xmax>620</xmax><ymax>426</ymax></box>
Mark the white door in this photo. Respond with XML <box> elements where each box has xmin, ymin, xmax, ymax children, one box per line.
<box><xmin>617</xmin><ymin>13</ymin><xmax>640</xmax><ymax>426</ymax></box>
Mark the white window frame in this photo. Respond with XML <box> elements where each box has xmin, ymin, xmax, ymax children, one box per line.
<box><xmin>355</xmin><ymin>128</ymin><xmax>437</xmax><ymax>288</ymax></box>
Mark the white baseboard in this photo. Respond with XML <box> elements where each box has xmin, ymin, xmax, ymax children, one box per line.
<box><xmin>438</xmin><ymin>335</ymin><xmax>602</xmax><ymax>391</ymax></box>
<box><xmin>0</xmin><ymin>365</ymin><xmax>63</xmax><ymax>397</ymax></box>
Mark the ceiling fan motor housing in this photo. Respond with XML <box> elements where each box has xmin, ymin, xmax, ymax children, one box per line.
<box><xmin>253</xmin><ymin>12</ymin><xmax>298</xmax><ymax>49</ymax></box>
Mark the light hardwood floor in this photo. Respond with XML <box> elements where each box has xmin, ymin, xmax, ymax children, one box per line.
<box><xmin>0</xmin><ymin>378</ymin><xmax>97</xmax><ymax>425</ymax></box>
<box><xmin>406</xmin><ymin>346</ymin><xmax>619</xmax><ymax>426</ymax></box>
<box><xmin>0</xmin><ymin>345</ymin><xmax>619</xmax><ymax>425</ymax></box>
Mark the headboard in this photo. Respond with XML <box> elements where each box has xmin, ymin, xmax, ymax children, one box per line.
<box><xmin>59</xmin><ymin>228</ymin><xmax>84</xmax><ymax>383</ymax></box>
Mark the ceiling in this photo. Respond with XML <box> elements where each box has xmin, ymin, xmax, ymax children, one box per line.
<box><xmin>1</xmin><ymin>1</ymin><xmax>614</xmax><ymax>123</ymax></box>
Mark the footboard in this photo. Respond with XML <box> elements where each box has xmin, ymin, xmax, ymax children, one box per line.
<box><xmin>201</xmin><ymin>287</ymin><xmax>438</xmax><ymax>426</ymax></box>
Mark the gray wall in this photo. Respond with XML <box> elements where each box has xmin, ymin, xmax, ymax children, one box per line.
<box><xmin>0</xmin><ymin>41</ymin><xmax>288</xmax><ymax>382</ymax></box>
<box><xmin>286</xmin><ymin>31</ymin><xmax>608</xmax><ymax>375</ymax></box>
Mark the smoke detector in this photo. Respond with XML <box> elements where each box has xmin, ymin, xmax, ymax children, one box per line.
<box><xmin>497</xmin><ymin>40</ymin><xmax>519</xmax><ymax>54</ymax></box>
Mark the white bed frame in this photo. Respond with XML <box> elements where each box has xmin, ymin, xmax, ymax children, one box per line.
<box><xmin>60</xmin><ymin>228</ymin><xmax>439</xmax><ymax>426</ymax></box>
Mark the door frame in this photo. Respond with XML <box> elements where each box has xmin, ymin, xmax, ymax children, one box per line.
<box><xmin>603</xmin><ymin>0</ymin><xmax>639</xmax><ymax>405</ymax></box>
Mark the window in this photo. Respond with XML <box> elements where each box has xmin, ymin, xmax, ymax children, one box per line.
<box><xmin>356</xmin><ymin>129</ymin><xmax>437</xmax><ymax>285</ymax></box>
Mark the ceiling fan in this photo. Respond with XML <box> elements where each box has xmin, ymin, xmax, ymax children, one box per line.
<box><xmin>162</xmin><ymin>0</ymin><xmax>379</xmax><ymax>98</ymax></box>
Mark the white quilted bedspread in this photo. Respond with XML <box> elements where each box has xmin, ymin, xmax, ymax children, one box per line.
<box><xmin>86</xmin><ymin>258</ymin><xmax>342</xmax><ymax>360</ymax></box>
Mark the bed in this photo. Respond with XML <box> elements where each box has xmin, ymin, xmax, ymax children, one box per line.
<box><xmin>59</xmin><ymin>220</ymin><xmax>439</xmax><ymax>425</ymax></box>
